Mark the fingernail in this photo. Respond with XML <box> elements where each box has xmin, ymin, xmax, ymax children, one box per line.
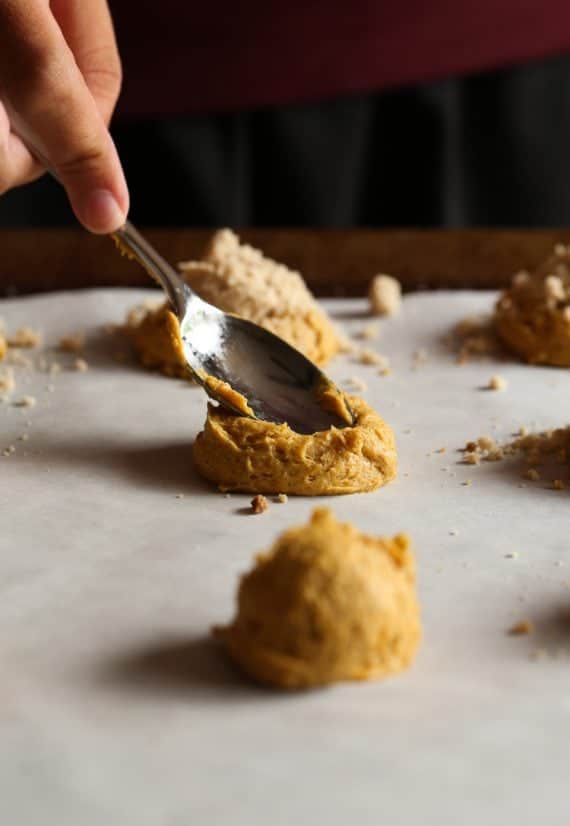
<box><xmin>82</xmin><ymin>189</ymin><xmax>125</xmax><ymax>233</ymax></box>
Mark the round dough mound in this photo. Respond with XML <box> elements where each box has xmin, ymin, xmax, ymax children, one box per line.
<box><xmin>495</xmin><ymin>246</ymin><xmax>570</xmax><ymax>365</ymax></box>
<box><xmin>125</xmin><ymin>229</ymin><xmax>340</xmax><ymax>376</ymax></box>
<box><xmin>215</xmin><ymin>508</ymin><xmax>421</xmax><ymax>689</ymax></box>
<box><xmin>192</xmin><ymin>395</ymin><xmax>397</xmax><ymax>495</ymax></box>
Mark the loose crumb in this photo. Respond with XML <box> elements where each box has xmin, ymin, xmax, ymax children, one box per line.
<box><xmin>357</xmin><ymin>348</ymin><xmax>390</xmax><ymax>369</ymax></box>
<box><xmin>552</xmin><ymin>479</ymin><xmax>565</xmax><ymax>490</ymax></box>
<box><xmin>73</xmin><ymin>358</ymin><xmax>89</xmax><ymax>372</ymax></box>
<box><xmin>411</xmin><ymin>348</ymin><xmax>429</xmax><ymax>369</ymax></box>
<box><xmin>6</xmin><ymin>351</ymin><xmax>32</xmax><ymax>368</ymax></box>
<box><xmin>0</xmin><ymin>367</ymin><xmax>15</xmax><ymax>396</ymax></box>
<box><xmin>275</xmin><ymin>493</ymin><xmax>288</xmax><ymax>503</ymax></box>
<box><xmin>13</xmin><ymin>395</ymin><xmax>36</xmax><ymax>408</ymax></box>
<box><xmin>505</xmin><ymin>551</ymin><xmax>519</xmax><ymax>559</ymax></box>
<box><xmin>508</xmin><ymin>619</ymin><xmax>534</xmax><ymax>636</ymax></box>
<box><xmin>368</xmin><ymin>274</ymin><xmax>402</xmax><ymax>316</ymax></box>
<box><xmin>345</xmin><ymin>376</ymin><xmax>368</xmax><ymax>392</ymax></box>
<box><xmin>463</xmin><ymin>451</ymin><xmax>481</xmax><ymax>465</ymax></box>
<box><xmin>3</xmin><ymin>445</ymin><xmax>16</xmax><ymax>457</ymax></box>
<box><xmin>436</xmin><ymin>447</ymin><xmax>447</xmax><ymax>454</ymax></box>
<box><xmin>7</xmin><ymin>327</ymin><xmax>41</xmax><ymax>348</ymax></box>
<box><xmin>58</xmin><ymin>332</ymin><xmax>85</xmax><ymax>353</ymax></box>
<box><xmin>461</xmin><ymin>479</ymin><xmax>472</xmax><ymax>486</ymax></box>
<box><xmin>251</xmin><ymin>494</ymin><xmax>269</xmax><ymax>514</ymax></box>
<box><xmin>356</xmin><ymin>322</ymin><xmax>381</xmax><ymax>341</ymax></box>
<box><xmin>449</xmin><ymin>529</ymin><xmax>458</xmax><ymax>536</ymax></box>
<box><xmin>524</xmin><ymin>468</ymin><xmax>541</xmax><ymax>482</ymax></box>
<box><xmin>175</xmin><ymin>493</ymin><xmax>185</xmax><ymax>499</ymax></box>
<box><xmin>17</xmin><ymin>433</ymin><xmax>29</xmax><ymax>442</ymax></box>
<box><xmin>487</xmin><ymin>374</ymin><xmax>507</xmax><ymax>391</ymax></box>
<box><xmin>49</xmin><ymin>362</ymin><xmax>62</xmax><ymax>376</ymax></box>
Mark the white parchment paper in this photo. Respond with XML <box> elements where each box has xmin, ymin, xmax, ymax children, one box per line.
<box><xmin>1</xmin><ymin>288</ymin><xmax>570</xmax><ymax>826</ymax></box>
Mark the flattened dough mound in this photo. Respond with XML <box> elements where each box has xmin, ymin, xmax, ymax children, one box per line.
<box><xmin>192</xmin><ymin>395</ymin><xmax>397</xmax><ymax>495</ymax></box>
<box><xmin>495</xmin><ymin>245</ymin><xmax>570</xmax><ymax>365</ymax></box>
<box><xmin>126</xmin><ymin>229</ymin><xmax>340</xmax><ymax>376</ymax></box>
<box><xmin>214</xmin><ymin>508</ymin><xmax>420</xmax><ymax>689</ymax></box>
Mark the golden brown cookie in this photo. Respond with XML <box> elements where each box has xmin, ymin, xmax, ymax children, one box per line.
<box><xmin>214</xmin><ymin>508</ymin><xmax>420</xmax><ymax>689</ymax></box>
<box><xmin>192</xmin><ymin>395</ymin><xmax>397</xmax><ymax>495</ymax></box>
<box><xmin>495</xmin><ymin>245</ymin><xmax>570</xmax><ymax>366</ymax></box>
<box><xmin>125</xmin><ymin>229</ymin><xmax>340</xmax><ymax>376</ymax></box>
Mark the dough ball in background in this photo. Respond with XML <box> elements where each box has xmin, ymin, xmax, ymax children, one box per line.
<box><xmin>495</xmin><ymin>244</ymin><xmax>570</xmax><ymax>366</ymax></box>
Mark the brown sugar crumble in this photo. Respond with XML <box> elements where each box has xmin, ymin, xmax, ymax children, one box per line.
<box><xmin>13</xmin><ymin>396</ymin><xmax>36</xmax><ymax>408</ymax></box>
<box><xmin>452</xmin><ymin>315</ymin><xmax>501</xmax><ymax>364</ymax></box>
<box><xmin>251</xmin><ymin>494</ymin><xmax>269</xmax><ymax>514</ymax></box>
<box><xmin>508</xmin><ymin>619</ymin><xmax>534</xmax><ymax>636</ymax></box>
<box><xmin>7</xmin><ymin>327</ymin><xmax>41</xmax><ymax>349</ymax></box>
<box><xmin>58</xmin><ymin>332</ymin><xmax>85</xmax><ymax>353</ymax></box>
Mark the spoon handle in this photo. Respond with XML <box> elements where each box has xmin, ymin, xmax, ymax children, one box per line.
<box><xmin>112</xmin><ymin>221</ymin><xmax>192</xmax><ymax>317</ymax></box>
<box><xmin>12</xmin><ymin>124</ymin><xmax>193</xmax><ymax>318</ymax></box>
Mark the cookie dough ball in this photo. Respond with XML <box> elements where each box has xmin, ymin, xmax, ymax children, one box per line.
<box><xmin>495</xmin><ymin>245</ymin><xmax>570</xmax><ymax>365</ymax></box>
<box><xmin>192</xmin><ymin>395</ymin><xmax>397</xmax><ymax>495</ymax></box>
<box><xmin>125</xmin><ymin>304</ymin><xmax>188</xmax><ymax>378</ymax></box>
<box><xmin>215</xmin><ymin>508</ymin><xmax>421</xmax><ymax>689</ymax></box>
<box><xmin>126</xmin><ymin>229</ymin><xmax>340</xmax><ymax>376</ymax></box>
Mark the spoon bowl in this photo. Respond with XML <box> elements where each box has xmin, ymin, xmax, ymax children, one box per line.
<box><xmin>114</xmin><ymin>221</ymin><xmax>354</xmax><ymax>434</ymax></box>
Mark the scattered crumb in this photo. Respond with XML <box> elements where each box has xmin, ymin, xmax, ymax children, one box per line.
<box><xmin>356</xmin><ymin>322</ymin><xmax>381</xmax><ymax>341</ymax></box>
<box><xmin>3</xmin><ymin>445</ymin><xmax>16</xmax><ymax>457</ymax></box>
<box><xmin>529</xmin><ymin>648</ymin><xmax>548</xmax><ymax>661</ymax></box>
<box><xmin>452</xmin><ymin>315</ymin><xmax>501</xmax><ymax>363</ymax></box>
<box><xmin>436</xmin><ymin>447</ymin><xmax>447</xmax><ymax>454</ymax></box>
<box><xmin>463</xmin><ymin>451</ymin><xmax>480</xmax><ymax>465</ymax></box>
<box><xmin>73</xmin><ymin>358</ymin><xmax>89</xmax><ymax>372</ymax></box>
<box><xmin>58</xmin><ymin>332</ymin><xmax>85</xmax><ymax>353</ymax></box>
<box><xmin>508</xmin><ymin>619</ymin><xmax>534</xmax><ymax>636</ymax></box>
<box><xmin>449</xmin><ymin>529</ymin><xmax>458</xmax><ymax>536</ymax></box>
<box><xmin>251</xmin><ymin>494</ymin><xmax>269</xmax><ymax>514</ymax></box>
<box><xmin>345</xmin><ymin>376</ymin><xmax>368</xmax><ymax>393</ymax></box>
<box><xmin>17</xmin><ymin>433</ymin><xmax>29</xmax><ymax>442</ymax></box>
<box><xmin>49</xmin><ymin>362</ymin><xmax>62</xmax><ymax>376</ymax></box>
<box><xmin>524</xmin><ymin>468</ymin><xmax>541</xmax><ymax>482</ymax></box>
<box><xmin>5</xmin><ymin>351</ymin><xmax>33</xmax><ymax>368</ymax></box>
<box><xmin>552</xmin><ymin>479</ymin><xmax>565</xmax><ymax>490</ymax></box>
<box><xmin>487</xmin><ymin>374</ymin><xmax>507</xmax><ymax>391</ymax></box>
<box><xmin>461</xmin><ymin>480</ymin><xmax>472</xmax><ymax>486</ymax></box>
<box><xmin>411</xmin><ymin>348</ymin><xmax>429</xmax><ymax>369</ymax></box>
<box><xmin>477</xmin><ymin>435</ymin><xmax>496</xmax><ymax>451</ymax></box>
<box><xmin>224</xmin><ymin>493</ymin><xmax>231</xmax><ymax>499</ymax></box>
<box><xmin>517</xmin><ymin>425</ymin><xmax>529</xmax><ymax>437</ymax></box>
<box><xmin>368</xmin><ymin>274</ymin><xmax>402</xmax><ymax>317</ymax></box>
<box><xmin>175</xmin><ymin>493</ymin><xmax>185</xmax><ymax>499</ymax></box>
<box><xmin>275</xmin><ymin>493</ymin><xmax>288</xmax><ymax>504</ymax></box>
<box><xmin>0</xmin><ymin>367</ymin><xmax>15</xmax><ymax>396</ymax></box>
<box><xmin>357</xmin><ymin>348</ymin><xmax>390</xmax><ymax>369</ymax></box>
<box><xmin>12</xmin><ymin>395</ymin><xmax>36</xmax><ymax>408</ymax></box>
<box><xmin>505</xmin><ymin>551</ymin><xmax>519</xmax><ymax>559</ymax></box>
<box><xmin>7</xmin><ymin>327</ymin><xmax>41</xmax><ymax>348</ymax></box>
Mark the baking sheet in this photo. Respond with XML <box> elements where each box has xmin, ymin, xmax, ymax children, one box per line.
<box><xmin>1</xmin><ymin>288</ymin><xmax>570</xmax><ymax>826</ymax></box>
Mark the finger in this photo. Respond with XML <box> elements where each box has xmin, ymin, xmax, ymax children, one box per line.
<box><xmin>0</xmin><ymin>1</ymin><xmax>129</xmax><ymax>233</ymax></box>
<box><xmin>0</xmin><ymin>101</ymin><xmax>43</xmax><ymax>191</ymax></box>
<box><xmin>50</xmin><ymin>0</ymin><xmax>122</xmax><ymax>125</ymax></box>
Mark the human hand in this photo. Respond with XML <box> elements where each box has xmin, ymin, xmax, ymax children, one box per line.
<box><xmin>0</xmin><ymin>0</ymin><xmax>129</xmax><ymax>233</ymax></box>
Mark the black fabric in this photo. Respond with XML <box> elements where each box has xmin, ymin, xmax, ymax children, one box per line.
<box><xmin>2</xmin><ymin>52</ymin><xmax>570</xmax><ymax>228</ymax></box>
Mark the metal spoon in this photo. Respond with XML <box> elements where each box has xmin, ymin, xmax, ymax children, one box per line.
<box><xmin>115</xmin><ymin>222</ymin><xmax>354</xmax><ymax>435</ymax></box>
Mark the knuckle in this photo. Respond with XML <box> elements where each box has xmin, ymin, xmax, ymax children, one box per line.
<box><xmin>55</xmin><ymin>143</ymin><xmax>108</xmax><ymax>178</ymax></box>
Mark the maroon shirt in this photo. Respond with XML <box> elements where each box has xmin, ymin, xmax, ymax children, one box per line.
<box><xmin>111</xmin><ymin>1</ymin><xmax>570</xmax><ymax>117</ymax></box>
